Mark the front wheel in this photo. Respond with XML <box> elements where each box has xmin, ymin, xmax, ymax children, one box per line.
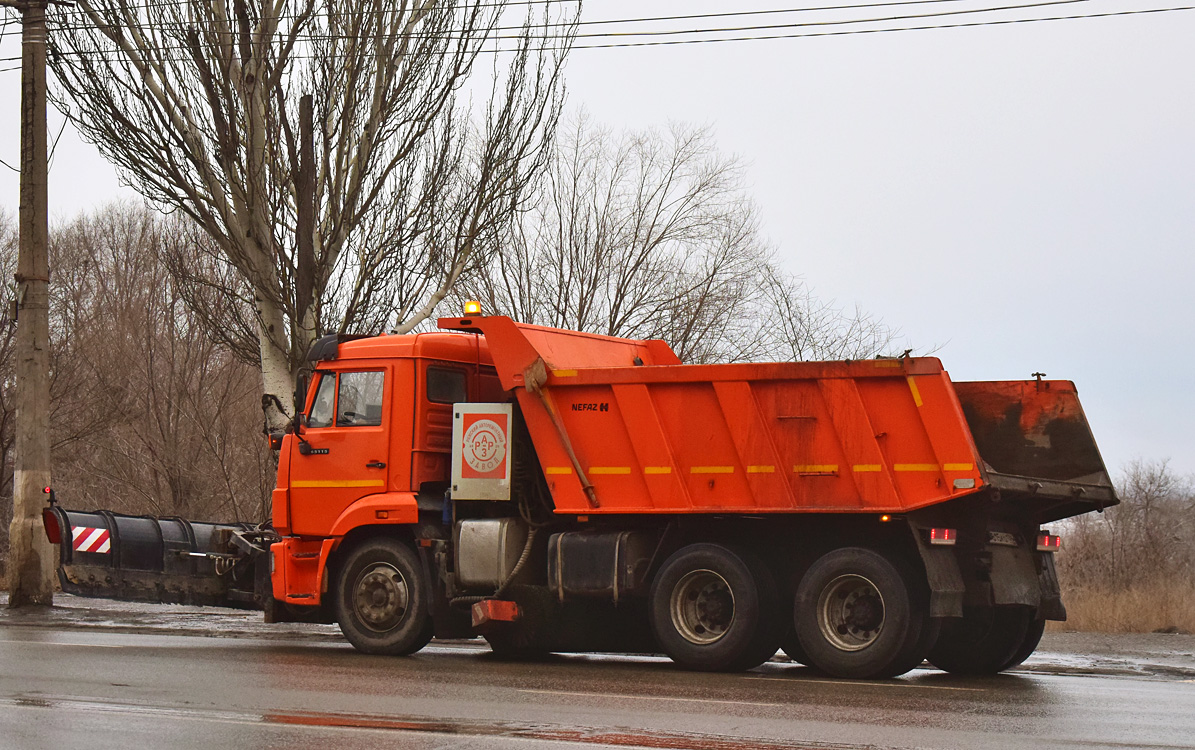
<box><xmin>794</xmin><ymin>547</ymin><xmax>932</xmax><ymax>679</ymax></box>
<box><xmin>334</xmin><ymin>537</ymin><xmax>434</xmax><ymax>655</ymax></box>
<box><xmin>649</xmin><ymin>543</ymin><xmax>780</xmax><ymax>672</ymax></box>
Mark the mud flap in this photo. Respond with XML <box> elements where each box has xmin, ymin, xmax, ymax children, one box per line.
<box><xmin>1037</xmin><ymin>552</ymin><xmax>1066</xmax><ymax>621</ymax></box>
<box><xmin>990</xmin><ymin>545</ymin><xmax>1042</xmax><ymax>608</ymax></box>
<box><xmin>911</xmin><ymin>534</ymin><xmax>966</xmax><ymax>618</ymax></box>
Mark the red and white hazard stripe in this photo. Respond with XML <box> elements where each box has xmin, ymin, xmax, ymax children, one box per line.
<box><xmin>72</xmin><ymin>526</ymin><xmax>111</xmax><ymax>554</ymax></box>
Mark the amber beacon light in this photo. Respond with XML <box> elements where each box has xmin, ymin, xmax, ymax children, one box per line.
<box><xmin>463</xmin><ymin>300</ymin><xmax>482</xmax><ymax>315</ymax></box>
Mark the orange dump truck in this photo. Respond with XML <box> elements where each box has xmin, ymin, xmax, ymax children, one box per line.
<box><xmin>44</xmin><ymin>312</ymin><xmax>1117</xmax><ymax>679</ymax></box>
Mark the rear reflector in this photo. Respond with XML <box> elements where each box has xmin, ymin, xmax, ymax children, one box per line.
<box><xmin>1037</xmin><ymin>532</ymin><xmax>1061</xmax><ymax>552</ymax></box>
<box><xmin>42</xmin><ymin>508</ymin><xmax>61</xmax><ymax>544</ymax></box>
<box><xmin>928</xmin><ymin>527</ymin><xmax>957</xmax><ymax>545</ymax></box>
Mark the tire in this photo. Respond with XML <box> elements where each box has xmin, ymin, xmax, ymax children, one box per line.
<box><xmin>484</xmin><ymin>585</ymin><xmax>557</xmax><ymax>660</ymax></box>
<box><xmin>794</xmin><ymin>547</ymin><xmax>932</xmax><ymax>679</ymax></box>
<box><xmin>334</xmin><ymin>537</ymin><xmax>434</xmax><ymax>655</ymax></box>
<box><xmin>927</xmin><ymin>606</ymin><xmax>1032</xmax><ymax>675</ymax></box>
<box><xmin>1000</xmin><ymin>617</ymin><xmax>1046</xmax><ymax>671</ymax></box>
<box><xmin>740</xmin><ymin>552</ymin><xmax>785</xmax><ymax>669</ymax></box>
<box><xmin>649</xmin><ymin>543</ymin><xmax>781</xmax><ymax>672</ymax></box>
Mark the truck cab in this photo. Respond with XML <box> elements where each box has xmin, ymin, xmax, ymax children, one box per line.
<box><xmin>269</xmin><ymin>330</ymin><xmax>503</xmax><ymax>607</ymax></box>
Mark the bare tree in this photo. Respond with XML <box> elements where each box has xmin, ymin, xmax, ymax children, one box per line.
<box><xmin>0</xmin><ymin>211</ymin><xmax>16</xmax><ymax>578</ymax></box>
<box><xmin>1055</xmin><ymin>460</ymin><xmax>1195</xmax><ymax>631</ymax></box>
<box><xmin>48</xmin><ymin>205</ymin><xmax>274</xmax><ymax>522</ymax></box>
<box><xmin>47</xmin><ymin>0</ymin><xmax>577</xmax><ymax>428</ymax></box>
<box><xmin>456</xmin><ymin>114</ymin><xmax>896</xmax><ymax>363</ymax></box>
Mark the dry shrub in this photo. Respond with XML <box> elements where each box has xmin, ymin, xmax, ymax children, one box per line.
<box><xmin>1054</xmin><ymin>460</ymin><xmax>1195</xmax><ymax>633</ymax></box>
<box><xmin>1055</xmin><ymin>582</ymin><xmax>1195</xmax><ymax>633</ymax></box>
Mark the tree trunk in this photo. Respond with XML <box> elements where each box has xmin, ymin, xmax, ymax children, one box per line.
<box><xmin>256</xmin><ymin>296</ymin><xmax>294</xmax><ymax>432</ymax></box>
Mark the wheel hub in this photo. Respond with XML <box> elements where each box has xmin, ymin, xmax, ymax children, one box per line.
<box><xmin>353</xmin><ymin>562</ymin><xmax>409</xmax><ymax>632</ymax></box>
<box><xmin>670</xmin><ymin>569</ymin><xmax>735</xmax><ymax>645</ymax></box>
<box><xmin>818</xmin><ymin>574</ymin><xmax>885</xmax><ymax>651</ymax></box>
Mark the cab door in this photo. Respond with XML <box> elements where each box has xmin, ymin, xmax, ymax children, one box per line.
<box><xmin>289</xmin><ymin>368</ymin><xmax>392</xmax><ymax>537</ymax></box>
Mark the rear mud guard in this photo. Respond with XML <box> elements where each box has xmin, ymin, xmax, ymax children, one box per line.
<box><xmin>909</xmin><ymin>526</ymin><xmax>966</xmax><ymax>618</ymax></box>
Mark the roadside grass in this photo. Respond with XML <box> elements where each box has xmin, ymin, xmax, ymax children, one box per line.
<box><xmin>1051</xmin><ymin>582</ymin><xmax>1195</xmax><ymax>634</ymax></box>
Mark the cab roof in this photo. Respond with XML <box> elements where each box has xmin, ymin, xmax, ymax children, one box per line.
<box><xmin>312</xmin><ymin>330</ymin><xmax>493</xmax><ymax>366</ymax></box>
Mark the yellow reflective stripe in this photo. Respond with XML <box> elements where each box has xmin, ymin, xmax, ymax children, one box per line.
<box><xmin>552</xmin><ymin>369</ymin><xmax>578</xmax><ymax>378</ymax></box>
<box><xmin>545</xmin><ymin>466</ymin><xmax>573</xmax><ymax>475</ymax></box>
<box><xmin>691</xmin><ymin>466</ymin><xmax>735</xmax><ymax>474</ymax></box>
<box><xmin>292</xmin><ymin>479</ymin><xmax>384</xmax><ymax>488</ymax></box>
<box><xmin>853</xmin><ymin>464</ymin><xmax>882</xmax><ymax>472</ymax></box>
<box><xmin>746</xmin><ymin>465</ymin><xmax>775</xmax><ymax>474</ymax></box>
<box><xmin>894</xmin><ymin>464</ymin><xmax>939</xmax><ymax>472</ymax></box>
<box><xmin>873</xmin><ymin>361</ymin><xmax>901</xmax><ymax>368</ymax></box>
<box><xmin>943</xmin><ymin>463</ymin><xmax>975</xmax><ymax>471</ymax></box>
<box><xmin>794</xmin><ymin>464</ymin><xmax>839</xmax><ymax>473</ymax></box>
<box><xmin>644</xmin><ymin>466</ymin><xmax>672</xmax><ymax>475</ymax></box>
<box><xmin>589</xmin><ymin>466</ymin><xmax>631</xmax><ymax>475</ymax></box>
<box><xmin>907</xmin><ymin>376</ymin><xmax>923</xmax><ymax>407</ymax></box>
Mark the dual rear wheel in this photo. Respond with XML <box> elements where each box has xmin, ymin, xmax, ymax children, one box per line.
<box><xmin>648</xmin><ymin>544</ymin><xmax>784</xmax><ymax>672</ymax></box>
<box><xmin>651</xmin><ymin>544</ymin><xmax>939</xmax><ymax>679</ymax></box>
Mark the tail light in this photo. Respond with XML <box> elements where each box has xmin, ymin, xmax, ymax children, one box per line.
<box><xmin>928</xmin><ymin>527</ymin><xmax>957</xmax><ymax>546</ymax></box>
<box><xmin>1037</xmin><ymin>532</ymin><xmax>1061</xmax><ymax>552</ymax></box>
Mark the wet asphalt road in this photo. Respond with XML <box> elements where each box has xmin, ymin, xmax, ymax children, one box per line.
<box><xmin>2</xmin><ymin>624</ymin><xmax>1195</xmax><ymax>750</ymax></box>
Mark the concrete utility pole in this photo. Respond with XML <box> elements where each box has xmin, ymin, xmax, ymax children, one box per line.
<box><xmin>4</xmin><ymin>0</ymin><xmax>55</xmax><ymax>606</ymax></box>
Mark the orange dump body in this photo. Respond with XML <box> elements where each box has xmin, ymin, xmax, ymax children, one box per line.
<box><xmin>440</xmin><ymin>315</ymin><xmax>1115</xmax><ymax>520</ymax></box>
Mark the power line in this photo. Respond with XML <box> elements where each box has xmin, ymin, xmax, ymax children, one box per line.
<box><xmin>1</xmin><ymin>2</ymin><xmax>1191</xmax><ymax>61</ymax></box>
<box><xmin>567</xmin><ymin>3</ymin><xmax>1195</xmax><ymax>47</ymax></box>
<box><xmin>0</xmin><ymin>0</ymin><xmax>1131</xmax><ymax>44</ymax></box>
<box><xmin>0</xmin><ymin>0</ymin><xmax>1099</xmax><ymax>41</ymax></box>
<box><xmin>0</xmin><ymin>0</ymin><xmax>1180</xmax><ymax>45</ymax></box>
<box><xmin>31</xmin><ymin>0</ymin><xmax>1064</xmax><ymax>29</ymax></box>
<box><xmin>571</xmin><ymin>0</ymin><xmax>1092</xmax><ymax>39</ymax></box>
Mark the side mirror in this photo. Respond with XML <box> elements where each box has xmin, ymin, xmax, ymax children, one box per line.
<box><xmin>293</xmin><ymin>372</ymin><xmax>309</xmax><ymax>432</ymax></box>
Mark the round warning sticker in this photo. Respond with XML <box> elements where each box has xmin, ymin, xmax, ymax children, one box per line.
<box><xmin>463</xmin><ymin>418</ymin><xmax>507</xmax><ymax>474</ymax></box>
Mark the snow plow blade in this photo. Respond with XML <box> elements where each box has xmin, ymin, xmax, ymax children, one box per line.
<box><xmin>42</xmin><ymin>506</ymin><xmax>271</xmax><ymax>610</ymax></box>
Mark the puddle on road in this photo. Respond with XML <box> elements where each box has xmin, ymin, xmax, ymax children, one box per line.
<box><xmin>265</xmin><ymin>709</ymin><xmax>852</xmax><ymax>750</ymax></box>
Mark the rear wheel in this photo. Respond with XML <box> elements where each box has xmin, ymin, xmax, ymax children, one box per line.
<box><xmin>928</xmin><ymin>606</ymin><xmax>1032</xmax><ymax>675</ymax></box>
<box><xmin>334</xmin><ymin>537</ymin><xmax>434</xmax><ymax>655</ymax></box>
<box><xmin>1001</xmin><ymin>617</ymin><xmax>1046</xmax><ymax>671</ymax></box>
<box><xmin>484</xmin><ymin>585</ymin><xmax>557</xmax><ymax>660</ymax></box>
<box><xmin>794</xmin><ymin>547</ymin><xmax>932</xmax><ymax>679</ymax></box>
<box><xmin>649</xmin><ymin>543</ymin><xmax>780</xmax><ymax>672</ymax></box>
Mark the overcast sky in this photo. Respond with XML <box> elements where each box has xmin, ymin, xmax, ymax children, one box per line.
<box><xmin>1</xmin><ymin>0</ymin><xmax>1192</xmax><ymax>479</ymax></box>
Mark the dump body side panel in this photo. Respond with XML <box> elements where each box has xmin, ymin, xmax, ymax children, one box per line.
<box><xmin>508</xmin><ymin>359</ymin><xmax>987</xmax><ymax>515</ymax></box>
<box><xmin>438</xmin><ymin>316</ymin><xmax>1118</xmax><ymax>521</ymax></box>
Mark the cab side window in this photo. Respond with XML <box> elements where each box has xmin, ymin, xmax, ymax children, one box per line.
<box><xmin>337</xmin><ymin>371</ymin><xmax>385</xmax><ymax>426</ymax></box>
<box><xmin>307</xmin><ymin>373</ymin><xmax>336</xmax><ymax>428</ymax></box>
<box><xmin>427</xmin><ymin>367</ymin><xmax>467</xmax><ymax>404</ymax></box>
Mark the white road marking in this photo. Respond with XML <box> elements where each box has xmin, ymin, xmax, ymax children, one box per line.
<box><xmin>747</xmin><ymin>675</ymin><xmax>985</xmax><ymax>692</ymax></box>
<box><xmin>518</xmin><ymin>688</ymin><xmax>785</xmax><ymax>707</ymax></box>
<box><xmin>0</xmin><ymin>639</ymin><xmax>124</xmax><ymax>648</ymax></box>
